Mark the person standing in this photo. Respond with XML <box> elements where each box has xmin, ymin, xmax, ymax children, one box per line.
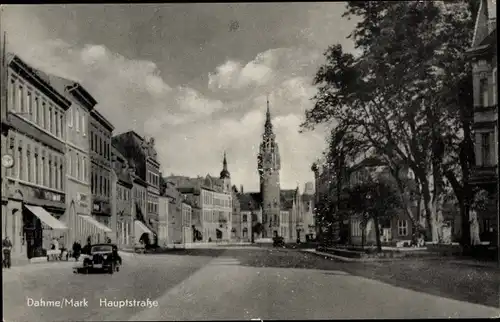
<box><xmin>72</xmin><ymin>240</ymin><xmax>82</xmax><ymax>261</ymax></box>
<box><xmin>2</xmin><ymin>236</ymin><xmax>13</xmax><ymax>268</ymax></box>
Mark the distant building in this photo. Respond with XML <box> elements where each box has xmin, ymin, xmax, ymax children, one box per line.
<box><xmin>166</xmin><ymin>153</ymin><xmax>233</xmax><ymax>242</ymax></box>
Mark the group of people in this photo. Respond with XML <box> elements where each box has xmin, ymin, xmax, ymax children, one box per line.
<box><xmin>2</xmin><ymin>235</ymin><xmax>120</xmax><ymax>268</ymax></box>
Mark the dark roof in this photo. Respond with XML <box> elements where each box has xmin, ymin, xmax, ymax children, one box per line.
<box><xmin>41</xmin><ymin>73</ymin><xmax>97</xmax><ymax>111</ymax></box>
<box><xmin>177</xmin><ymin>187</ymin><xmax>199</xmax><ymax>195</ymax></box>
<box><xmin>238</xmin><ymin>192</ymin><xmax>261</xmax><ymax>211</ymax></box>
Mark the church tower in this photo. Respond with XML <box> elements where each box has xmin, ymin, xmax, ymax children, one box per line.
<box><xmin>220</xmin><ymin>151</ymin><xmax>231</xmax><ymax>193</ymax></box>
<box><xmin>257</xmin><ymin>98</ymin><xmax>281</xmax><ymax>238</ymax></box>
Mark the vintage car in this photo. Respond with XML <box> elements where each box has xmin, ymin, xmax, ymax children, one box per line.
<box><xmin>82</xmin><ymin>244</ymin><xmax>121</xmax><ymax>274</ymax></box>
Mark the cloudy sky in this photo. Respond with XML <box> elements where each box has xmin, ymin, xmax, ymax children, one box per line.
<box><xmin>2</xmin><ymin>4</ymin><xmax>356</xmax><ymax>192</ymax></box>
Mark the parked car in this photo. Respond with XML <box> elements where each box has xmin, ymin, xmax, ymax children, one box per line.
<box><xmin>81</xmin><ymin>244</ymin><xmax>121</xmax><ymax>274</ymax></box>
<box><xmin>273</xmin><ymin>236</ymin><xmax>285</xmax><ymax>247</ymax></box>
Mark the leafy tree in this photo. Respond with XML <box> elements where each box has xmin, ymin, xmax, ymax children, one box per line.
<box><xmin>251</xmin><ymin>221</ymin><xmax>264</xmax><ymax>243</ymax></box>
<box><xmin>342</xmin><ymin>177</ymin><xmax>403</xmax><ymax>252</ymax></box>
<box><xmin>301</xmin><ymin>1</ymin><xmax>478</xmax><ymax>243</ymax></box>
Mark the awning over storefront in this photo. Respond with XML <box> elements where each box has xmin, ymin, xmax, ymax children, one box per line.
<box><xmin>78</xmin><ymin>215</ymin><xmax>112</xmax><ymax>233</ymax></box>
<box><xmin>24</xmin><ymin>205</ymin><xmax>68</xmax><ymax>230</ymax></box>
<box><xmin>135</xmin><ymin>220</ymin><xmax>154</xmax><ymax>240</ymax></box>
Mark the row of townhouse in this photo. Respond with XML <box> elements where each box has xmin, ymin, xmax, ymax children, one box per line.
<box><xmin>164</xmin><ymin>153</ymin><xmax>233</xmax><ymax>244</ymax></box>
<box><xmin>0</xmin><ymin>50</ymin><xmax>164</xmax><ymax>263</ymax></box>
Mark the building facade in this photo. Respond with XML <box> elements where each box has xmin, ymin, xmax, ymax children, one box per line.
<box><xmin>166</xmin><ymin>154</ymin><xmax>233</xmax><ymax>243</ymax></box>
<box><xmin>112</xmin><ymin>146</ymin><xmax>134</xmax><ymax>247</ymax></box>
<box><xmin>112</xmin><ymin>131</ymin><xmax>160</xmax><ymax>244</ymax></box>
<box><xmin>89</xmin><ymin>109</ymin><xmax>114</xmax><ymax>240</ymax></box>
<box><xmin>1</xmin><ymin>55</ymin><xmax>70</xmax><ymax>261</ymax></box>
<box><xmin>258</xmin><ymin>102</ymin><xmax>281</xmax><ymax>238</ymax></box>
<box><xmin>158</xmin><ymin>195</ymin><xmax>169</xmax><ymax>246</ymax></box>
<box><xmin>467</xmin><ymin>0</ymin><xmax>498</xmax><ymax>244</ymax></box>
<box><xmin>42</xmin><ymin>74</ymin><xmax>110</xmax><ymax>247</ymax></box>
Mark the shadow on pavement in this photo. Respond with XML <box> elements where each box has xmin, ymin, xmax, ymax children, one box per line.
<box><xmin>139</xmin><ymin>247</ymin><xmax>499</xmax><ymax>308</ymax></box>
<box><xmin>225</xmin><ymin>248</ymin><xmax>500</xmax><ymax>309</ymax></box>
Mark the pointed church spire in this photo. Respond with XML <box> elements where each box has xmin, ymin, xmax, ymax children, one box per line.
<box><xmin>220</xmin><ymin>151</ymin><xmax>230</xmax><ymax>179</ymax></box>
<box><xmin>264</xmin><ymin>94</ymin><xmax>273</xmax><ymax>135</ymax></box>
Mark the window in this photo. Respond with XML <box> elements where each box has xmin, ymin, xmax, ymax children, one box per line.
<box><xmin>81</xmin><ymin>113</ymin><xmax>86</xmax><ymax>136</ymax></box>
<box><xmin>68</xmin><ymin>152</ymin><xmax>72</xmax><ymax>176</ymax></box>
<box><xmin>41</xmin><ymin>156</ymin><xmax>45</xmax><ymax>186</ymax></box>
<box><xmin>34</xmin><ymin>97</ymin><xmax>39</xmax><ymax>124</ymax></box>
<box><xmin>48</xmin><ymin>106</ymin><xmax>53</xmax><ymax>133</ymax></box>
<box><xmin>243</xmin><ymin>214</ymin><xmax>247</xmax><ymax>222</ymax></box>
<box><xmin>243</xmin><ymin>228</ymin><xmax>248</xmax><ymax>238</ymax></box>
<box><xmin>48</xmin><ymin>158</ymin><xmax>53</xmax><ymax>189</ymax></box>
<box><xmin>76</xmin><ymin>154</ymin><xmax>80</xmax><ymax>180</ymax></box>
<box><xmin>99</xmin><ymin>175</ymin><xmax>103</xmax><ymax>195</ymax></box>
<box><xmin>41</xmin><ymin>101</ymin><xmax>46</xmax><ymax>128</ymax></box>
<box><xmin>27</xmin><ymin>91</ymin><xmax>33</xmax><ymax>120</ymax></box>
<box><xmin>481</xmin><ymin>133</ymin><xmax>491</xmax><ymax>166</ymax></box>
<box><xmin>59</xmin><ymin>114</ymin><xmax>64</xmax><ymax>139</ymax></box>
<box><xmin>34</xmin><ymin>153</ymin><xmax>39</xmax><ymax>185</ymax></box>
<box><xmin>75</xmin><ymin>108</ymin><xmax>80</xmax><ymax>132</ymax></box>
<box><xmin>59</xmin><ymin>162</ymin><xmax>64</xmax><ymax>190</ymax></box>
<box><xmin>480</xmin><ymin>78</ymin><xmax>489</xmax><ymax>107</ymax></box>
<box><xmin>82</xmin><ymin>157</ymin><xmax>86</xmax><ymax>182</ymax></box>
<box><xmin>9</xmin><ymin>79</ymin><xmax>16</xmax><ymax>111</ymax></box>
<box><xmin>68</xmin><ymin>108</ymin><xmax>73</xmax><ymax>127</ymax></box>
<box><xmin>26</xmin><ymin>149</ymin><xmax>31</xmax><ymax>182</ymax></box>
<box><xmin>18</xmin><ymin>85</ymin><xmax>24</xmax><ymax>113</ymax></box>
<box><xmin>398</xmin><ymin>220</ymin><xmax>408</xmax><ymax>236</ymax></box>
<box><xmin>351</xmin><ymin>219</ymin><xmax>362</xmax><ymax>237</ymax></box>
<box><xmin>55</xmin><ymin>111</ymin><xmax>59</xmax><ymax>137</ymax></box>
<box><xmin>54</xmin><ymin>160</ymin><xmax>59</xmax><ymax>190</ymax></box>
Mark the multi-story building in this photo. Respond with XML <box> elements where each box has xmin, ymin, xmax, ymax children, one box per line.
<box><xmin>89</xmin><ymin>109</ymin><xmax>114</xmax><ymax>240</ymax></box>
<box><xmin>166</xmin><ymin>153</ymin><xmax>233</xmax><ymax>242</ymax></box>
<box><xmin>111</xmin><ymin>146</ymin><xmax>134</xmax><ymax>247</ymax></box>
<box><xmin>466</xmin><ymin>0</ymin><xmax>498</xmax><ymax>244</ymax></box>
<box><xmin>112</xmin><ymin>131</ymin><xmax>160</xmax><ymax>245</ymax></box>
<box><xmin>44</xmin><ymin>74</ymin><xmax>114</xmax><ymax>247</ymax></box>
<box><xmin>237</xmin><ymin>192</ymin><xmax>262</xmax><ymax>242</ymax></box>
<box><xmin>1</xmin><ymin>54</ymin><xmax>70</xmax><ymax>261</ymax></box>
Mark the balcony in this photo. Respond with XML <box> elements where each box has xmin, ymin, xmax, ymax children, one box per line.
<box><xmin>470</xmin><ymin>166</ymin><xmax>498</xmax><ymax>186</ymax></box>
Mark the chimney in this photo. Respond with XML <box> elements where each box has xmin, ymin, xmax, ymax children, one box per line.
<box><xmin>240</xmin><ymin>185</ymin><xmax>244</xmax><ymax>194</ymax></box>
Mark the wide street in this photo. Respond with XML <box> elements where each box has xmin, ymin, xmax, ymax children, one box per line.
<box><xmin>3</xmin><ymin>248</ymin><xmax>499</xmax><ymax>321</ymax></box>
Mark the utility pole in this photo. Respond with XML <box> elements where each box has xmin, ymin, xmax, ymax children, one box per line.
<box><xmin>497</xmin><ymin>101</ymin><xmax>499</xmax><ymax>269</ymax></box>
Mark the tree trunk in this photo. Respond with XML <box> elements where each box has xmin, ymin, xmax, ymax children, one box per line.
<box><xmin>374</xmin><ymin>216</ymin><xmax>382</xmax><ymax>252</ymax></box>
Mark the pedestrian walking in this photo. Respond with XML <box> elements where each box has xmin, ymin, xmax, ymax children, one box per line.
<box><xmin>72</xmin><ymin>240</ymin><xmax>82</xmax><ymax>261</ymax></box>
<box><xmin>2</xmin><ymin>236</ymin><xmax>13</xmax><ymax>268</ymax></box>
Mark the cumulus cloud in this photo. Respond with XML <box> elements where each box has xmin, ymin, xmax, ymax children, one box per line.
<box><xmin>2</xmin><ymin>5</ymin><xmax>334</xmax><ymax>191</ymax></box>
